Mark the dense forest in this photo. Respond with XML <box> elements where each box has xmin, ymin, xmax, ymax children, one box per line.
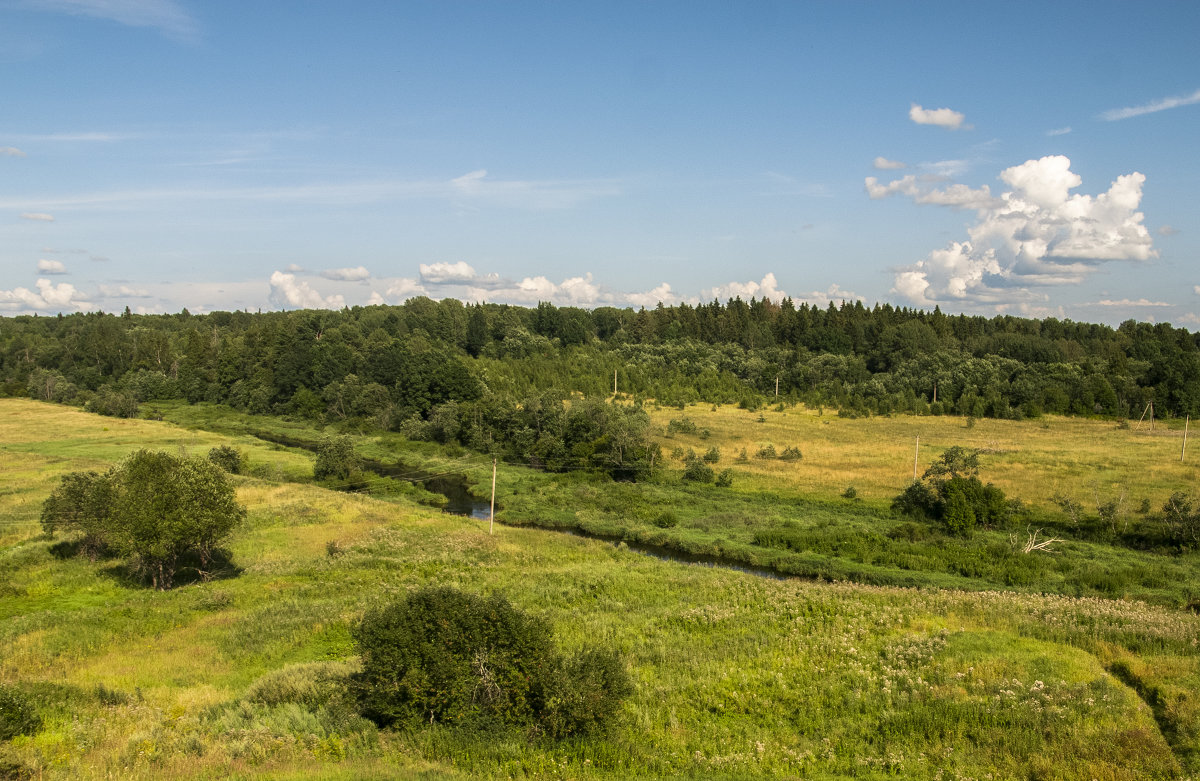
<box><xmin>3</xmin><ymin>297</ymin><xmax>1198</xmax><ymax>441</ymax></box>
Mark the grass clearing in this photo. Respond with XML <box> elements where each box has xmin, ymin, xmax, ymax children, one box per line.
<box><xmin>2</xmin><ymin>399</ymin><xmax>1200</xmax><ymax>778</ymax></box>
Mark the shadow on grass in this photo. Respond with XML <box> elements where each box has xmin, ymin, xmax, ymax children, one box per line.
<box><xmin>96</xmin><ymin>547</ymin><xmax>243</xmax><ymax>590</ymax></box>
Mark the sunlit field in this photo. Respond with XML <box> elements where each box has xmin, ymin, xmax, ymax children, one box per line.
<box><xmin>3</xmin><ymin>399</ymin><xmax>1200</xmax><ymax>779</ymax></box>
<box><xmin>647</xmin><ymin>401</ymin><xmax>1197</xmax><ymax>512</ymax></box>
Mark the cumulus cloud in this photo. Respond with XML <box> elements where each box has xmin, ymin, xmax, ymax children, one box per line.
<box><xmin>873</xmin><ymin>157</ymin><xmax>907</xmax><ymax>170</ymax></box>
<box><xmin>36</xmin><ymin>259</ymin><xmax>67</xmax><ymax>274</ymax></box>
<box><xmin>1</xmin><ymin>147</ymin><xmax>25</xmax><ymax>157</ymax></box>
<box><xmin>865</xmin><ymin>175</ymin><xmax>996</xmax><ymax>210</ymax></box>
<box><xmin>909</xmin><ymin>103</ymin><xmax>970</xmax><ymax>130</ymax></box>
<box><xmin>0</xmin><ymin>279</ymin><xmax>91</xmax><ymax>312</ymax></box>
<box><xmin>1194</xmin><ymin>286</ymin><xmax>1200</xmax><ymax>296</ymax></box>
<box><xmin>285</xmin><ymin>263</ymin><xmax>305</xmax><ymax>272</ymax></box>
<box><xmin>1101</xmin><ymin>88</ymin><xmax>1200</xmax><ymax>121</ymax></box>
<box><xmin>20</xmin><ymin>212</ymin><xmax>55</xmax><ymax>221</ymax></box>
<box><xmin>625</xmin><ymin>283</ymin><xmax>675</xmax><ymax>309</ymax></box>
<box><xmin>701</xmin><ymin>273</ymin><xmax>787</xmax><ymax>303</ymax></box>
<box><xmin>268</xmin><ymin>271</ymin><xmax>345</xmax><ymax>310</ymax></box>
<box><xmin>886</xmin><ymin>155</ymin><xmax>1156</xmax><ymax>308</ymax></box>
<box><xmin>420</xmin><ymin>261</ymin><xmax>479</xmax><ymax>285</ymax></box>
<box><xmin>384</xmin><ymin>278</ymin><xmax>427</xmax><ymax>300</ymax></box>
<box><xmin>320</xmin><ymin>266</ymin><xmax>371</xmax><ymax>282</ymax></box>
<box><xmin>794</xmin><ymin>283</ymin><xmax>859</xmax><ymax>308</ymax></box>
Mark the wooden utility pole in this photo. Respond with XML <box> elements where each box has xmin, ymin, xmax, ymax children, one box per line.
<box><xmin>613</xmin><ymin>369</ymin><xmax>618</xmax><ymax>396</ymax></box>
<box><xmin>489</xmin><ymin>458</ymin><xmax>497</xmax><ymax>535</ymax></box>
<box><xmin>775</xmin><ymin>376</ymin><xmax>779</xmax><ymax>397</ymax></box>
<box><xmin>913</xmin><ymin>435</ymin><xmax>920</xmax><ymax>480</ymax></box>
<box><xmin>1183</xmin><ymin>416</ymin><xmax>1190</xmax><ymax>462</ymax></box>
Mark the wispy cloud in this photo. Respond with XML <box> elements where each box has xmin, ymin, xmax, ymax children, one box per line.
<box><xmin>1046</xmin><ymin>127</ymin><xmax>1072</xmax><ymax>136</ymax></box>
<box><xmin>873</xmin><ymin>157</ymin><xmax>907</xmax><ymax>170</ymax></box>
<box><xmin>0</xmin><ymin>172</ymin><xmax>621</xmax><ymax>212</ymax></box>
<box><xmin>1101</xmin><ymin>88</ymin><xmax>1200</xmax><ymax>121</ymax></box>
<box><xmin>320</xmin><ymin>266</ymin><xmax>371</xmax><ymax>282</ymax></box>
<box><xmin>1090</xmin><ymin>298</ymin><xmax>1170</xmax><ymax>307</ymax></box>
<box><xmin>19</xmin><ymin>212</ymin><xmax>55</xmax><ymax>221</ymax></box>
<box><xmin>1158</xmin><ymin>225</ymin><xmax>1179</xmax><ymax>237</ymax></box>
<box><xmin>1</xmin><ymin>147</ymin><xmax>25</xmax><ymax>157</ymax></box>
<box><xmin>20</xmin><ymin>0</ymin><xmax>200</xmax><ymax>41</ymax></box>
<box><xmin>909</xmin><ymin>103</ymin><xmax>970</xmax><ymax>130</ymax></box>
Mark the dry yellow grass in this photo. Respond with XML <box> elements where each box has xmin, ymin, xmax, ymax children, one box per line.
<box><xmin>650</xmin><ymin>403</ymin><xmax>1199</xmax><ymax>509</ymax></box>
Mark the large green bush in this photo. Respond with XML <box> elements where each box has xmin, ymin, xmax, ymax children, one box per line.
<box><xmin>352</xmin><ymin>587</ymin><xmax>631</xmax><ymax>737</ymax></box>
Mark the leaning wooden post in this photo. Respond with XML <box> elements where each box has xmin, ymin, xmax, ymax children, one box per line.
<box><xmin>489</xmin><ymin>458</ymin><xmax>497</xmax><ymax>535</ymax></box>
<box><xmin>1183</xmin><ymin>416</ymin><xmax>1190</xmax><ymax>462</ymax></box>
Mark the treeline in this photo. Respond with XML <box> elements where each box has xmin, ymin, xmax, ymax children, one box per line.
<box><xmin>2</xmin><ymin>296</ymin><xmax>1198</xmax><ymax>432</ymax></box>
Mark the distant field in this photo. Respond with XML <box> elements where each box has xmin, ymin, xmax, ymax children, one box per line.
<box><xmin>646</xmin><ymin>402</ymin><xmax>1198</xmax><ymax>511</ymax></box>
<box><xmin>3</xmin><ymin>399</ymin><xmax>1200</xmax><ymax>778</ymax></box>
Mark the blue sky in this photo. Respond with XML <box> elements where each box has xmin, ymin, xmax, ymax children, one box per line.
<box><xmin>2</xmin><ymin>1</ymin><xmax>1198</xmax><ymax>327</ymax></box>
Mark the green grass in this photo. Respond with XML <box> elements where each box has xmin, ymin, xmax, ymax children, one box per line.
<box><xmin>3</xmin><ymin>399</ymin><xmax>1200</xmax><ymax>778</ymax></box>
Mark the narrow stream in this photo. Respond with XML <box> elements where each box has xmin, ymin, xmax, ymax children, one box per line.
<box><xmin>253</xmin><ymin>430</ymin><xmax>783</xmax><ymax>579</ymax></box>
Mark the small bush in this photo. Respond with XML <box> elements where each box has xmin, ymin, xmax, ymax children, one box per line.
<box><xmin>715</xmin><ymin>469</ymin><xmax>734</xmax><ymax>488</ymax></box>
<box><xmin>314</xmin><ymin>436</ymin><xmax>361</xmax><ymax>482</ymax></box>
<box><xmin>0</xmin><ymin>685</ymin><xmax>41</xmax><ymax>741</ymax></box>
<box><xmin>653</xmin><ymin>511</ymin><xmax>678</xmax><ymax>528</ymax></box>
<box><xmin>207</xmin><ymin>445</ymin><xmax>244</xmax><ymax>474</ymax></box>
<box><xmin>754</xmin><ymin>444</ymin><xmax>777</xmax><ymax>459</ymax></box>
<box><xmin>666</xmin><ymin>418</ymin><xmax>697</xmax><ymax>435</ymax></box>
<box><xmin>245</xmin><ymin>661</ymin><xmax>358</xmax><ymax>711</ymax></box>
<box><xmin>682</xmin><ymin>459</ymin><xmax>715</xmax><ymax>483</ymax></box>
<box><xmin>539</xmin><ymin>649</ymin><xmax>633</xmax><ymax>739</ymax></box>
<box><xmin>702</xmin><ymin>447</ymin><xmax>721</xmax><ymax>463</ymax></box>
<box><xmin>841</xmin><ymin>486</ymin><xmax>858</xmax><ymax>500</ymax></box>
<box><xmin>779</xmin><ymin>446</ymin><xmax>802</xmax><ymax>461</ymax></box>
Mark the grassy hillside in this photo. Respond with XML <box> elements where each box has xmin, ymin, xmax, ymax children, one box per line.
<box><xmin>3</xmin><ymin>399</ymin><xmax>1200</xmax><ymax>779</ymax></box>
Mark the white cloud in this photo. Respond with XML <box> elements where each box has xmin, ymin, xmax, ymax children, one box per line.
<box><xmin>865</xmin><ymin>175</ymin><xmax>995</xmax><ymax>210</ymax></box>
<box><xmin>419</xmin><ymin>261</ymin><xmax>479</xmax><ymax>285</ymax></box>
<box><xmin>1158</xmin><ymin>225</ymin><xmax>1179</xmax><ymax>237</ymax></box>
<box><xmin>20</xmin><ymin>212</ymin><xmax>55</xmax><ymax>221</ymax></box>
<box><xmin>1</xmin><ymin>147</ymin><xmax>25</xmax><ymax>157</ymax></box>
<box><xmin>909</xmin><ymin>103</ymin><xmax>970</xmax><ymax>130</ymax></box>
<box><xmin>701</xmin><ymin>272</ymin><xmax>786</xmax><ymax>303</ymax></box>
<box><xmin>625</xmin><ymin>283</ymin><xmax>675</xmax><ymax>309</ymax></box>
<box><xmin>24</xmin><ymin>0</ymin><xmax>200</xmax><ymax>41</ymax></box>
<box><xmin>1194</xmin><ymin>286</ymin><xmax>1200</xmax><ymax>296</ymax></box>
<box><xmin>285</xmin><ymin>263</ymin><xmax>305</xmax><ymax>272</ymax></box>
<box><xmin>1091</xmin><ymin>299</ymin><xmax>1170</xmax><ymax>307</ymax></box>
<box><xmin>887</xmin><ymin>155</ymin><xmax>1156</xmax><ymax>307</ymax></box>
<box><xmin>36</xmin><ymin>259</ymin><xmax>67</xmax><ymax>274</ymax></box>
<box><xmin>873</xmin><ymin>157</ymin><xmax>907</xmax><ymax>170</ymax></box>
<box><xmin>366</xmin><ymin>291</ymin><xmax>386</xmax><ymax>307</ymax></box>
<box><xmin>1047</xmin><ymin>127</ymin><xmax>1072</xmax><ymax>136</ymax></box>
<box><xmin>1101</xmin><ymin>88</ymin><xmax>1200</xmax><ymax>121</ymax></box>
<box><xmin>384</xmin><ymin>278</ymin><xmax>427</xmax><ymax>301</ymax></box>
<box><xmin>794</xmin><ymin>283</ymin><xmax>859</xmax><ymax>308</ymax></box>
<box><xmin>96</xmin><ymin>284</ymin><xmax>151</xmax><ymax>298</ymax></box>
<box><xmin>0</xmin><ymin>278</ymin><xmax>91</xmax><ymax>313</ymax></box>
<box><xmin>267</xmin><ymin>271</ymin><xmax>345</xmax><ymax>310</ymax></box>
<box><xmin>320</xmin><ymin>266</ymin><xmax>371</xmax><ymax>282</ymax></box>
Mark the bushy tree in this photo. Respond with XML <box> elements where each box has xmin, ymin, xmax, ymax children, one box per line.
<box><xmin>41</xmin><ymin>450</ymin><xmax>245</xmax><ymax>589</ymax></box>
<box><xmin>892</xmin><ymin>446</ymin><xmax>1008</xmax><ymax>535</ymax></box>
<box><xmin>353</xmin><ymin>587</ymin><xmax>631</xmax><ymax>737</ymax></box>
<box><xmin>314</xmin><ymin>436</ymin><xmax>361</xmax><ymax>481</ymax></box>
<box><xmin>207</xmin><ymin>445</ymin><xmax>244</xmax><ymax>474</ymax></box>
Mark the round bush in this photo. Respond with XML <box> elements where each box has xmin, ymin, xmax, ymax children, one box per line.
<box><xmin>0</xmin><ymin>685</ymin><xmax>41</xmax><ymax>741</ymax></box>
<box><xmin>352</xmin><ymin>587</ymin><xmax>632</xmax><ymax>737</ymax></box>
<box><xmin>353</xmin><ymin>587</ymin><xmax>556</xmax><ymax>729</ymax></box>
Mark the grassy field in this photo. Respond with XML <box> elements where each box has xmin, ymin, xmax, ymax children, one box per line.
<box><xmin>3</xmin><ymin>399</ymin><xmax>1200</xmax><ymax>779</ymax></box>
<box><xmin>645</xmin><ymin>402</ymin><xmax>1198</xmax><ymax>512</ymax></box>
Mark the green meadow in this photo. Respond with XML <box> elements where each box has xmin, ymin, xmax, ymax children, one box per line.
<box><xmin>3</xmin><ymin>398</ymin><xmax>1200</xmax><ymax>779</ymax></box>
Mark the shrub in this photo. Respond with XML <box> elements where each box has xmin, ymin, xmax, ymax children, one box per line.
<box><xmin>842</xmin><ymin>486</ymin><xmax>858</xmax><ymax>500</ymax></box>
<box><xmin>245</xmin><ymin>661</ymin><xmax>358</xmax><ymax>711</ymax></box>
<box><xmin>85</xmin><ymin>387</ymin><xmax>139</xmax><ymax>418</ymax></box>
<box><xmin>715</xmin><ymin>469</ymin><xmax>734</xmax><ymax>488</ymax></box>
<box><xmin>352</xmin><ymin>587</ymin><xmax>629</xmax><ymax>737</ymax></box>
<box><xmin>314</xmin><ymin>436</ymin><xmax>361</xmax><ymax>482</ymax></box>
<box><xmin>207</xmin><ymin>445</ymin><xmax>244</xmax><ymax>474</ymax></box>
<box><xmin>0</xmin><ymin>685</ymin><xmax>41</xmax><ymax>741</ymax></box>
<box><xmin>754</xmin><ymin>444</ymin><xmax>777</xmax><ymax>459</ymax></box>
<box><xmin>653</xmin><ymin>511</ymin><xmax>678</xmax><ymax>529</ymax></box>
<box><xmin>682</xmin><ymin>459</ymin><xmax>715</xmax><ymax>483</ymax></box>
<box><xmin>779</xmin><ymin>446</ymin><xmax>802</xmax><ymax>461</ymax></box>
<box><xmin>702</xmin><ymin>447</ymin><xmax>721</xmax><ymax>463</ymax></box>
<box><xmin>666</xmin><ymin>418</ymin><xmax>697</xmax><ymax>435</ymax></box>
